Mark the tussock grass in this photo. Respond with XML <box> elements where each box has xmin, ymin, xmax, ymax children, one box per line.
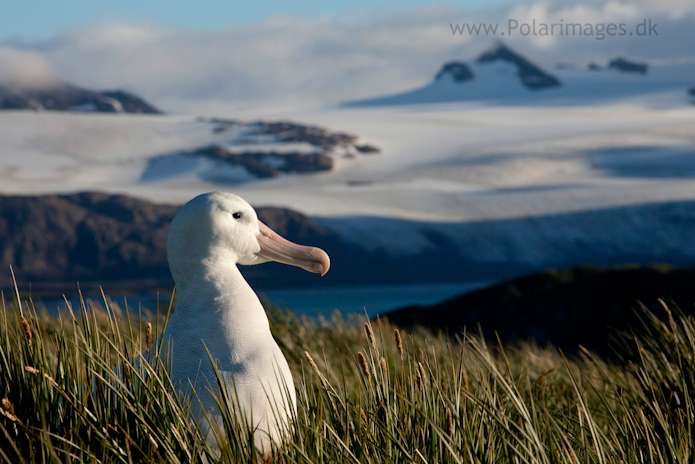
<box><xmin>0</xmin><ymin>289</ymin><xmax>693</xmax><ymax>463</ymax></box>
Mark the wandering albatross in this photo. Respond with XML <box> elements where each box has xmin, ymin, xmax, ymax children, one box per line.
<box><xmin>161</xmin><ymin>191</ymin><xmax>329</xmax><ymax>454</ymax></box>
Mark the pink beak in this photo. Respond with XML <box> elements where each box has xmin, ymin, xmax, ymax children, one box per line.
<box><xmin>256</xmin><ymin>220</ymin><xmax>330</xmax><ymax>276</ymax></box>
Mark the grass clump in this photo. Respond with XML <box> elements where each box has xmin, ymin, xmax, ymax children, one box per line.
<box><xmin>0</xmin><ymin>289</ymin><xmax>693</xmax><ymax>463</ymax></box>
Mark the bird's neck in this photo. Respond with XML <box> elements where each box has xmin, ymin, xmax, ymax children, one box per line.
<box><xmin>170</xmin><ymin>251</ymin><xmax>271</xmax><ymax>343</ymax></box>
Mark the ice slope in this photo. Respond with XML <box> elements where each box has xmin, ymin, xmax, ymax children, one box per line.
<box><xmin>344</xmin><ymin>60</ymin><xmax>695</xmax><ymax>107</ymax></box>
<box><xmin>1</xmin><ymin>95</ymin><xmax>695</xmax><ymax>221</ymax></box>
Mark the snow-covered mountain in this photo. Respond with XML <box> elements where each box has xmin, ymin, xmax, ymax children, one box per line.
<box><xmin>475</xmin><ymin>42</ymin><xmax>561</xmax><ymax>89</ymax></box>
<box><xmin>344</xmin><ymin>43</ymin><xmax>694</xmax><ymax>107</ymax></box>
<box><xmin>344</xmin><ymin>42</ymin><xmax>562</xmax><ymax>106</ymax></box>
<box><xmin>0</xmin><ymin>81</ymin><xmax>161</xmax><ymax>114</ymax></box>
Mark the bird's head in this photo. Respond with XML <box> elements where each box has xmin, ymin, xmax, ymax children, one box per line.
<box><xmin>167</xmin><ymin>191</ymin><xmax>330</xmax><ymax>276</ymax></box>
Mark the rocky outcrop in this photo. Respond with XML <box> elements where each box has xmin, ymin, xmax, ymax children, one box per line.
<box><xmin>0</xmin><ymin>82</ymin><xmax>161</xmax><ymax>113</ymax></box>
<box><xmin>209</xmin><ymin>119</ymin><xmax>362</xmax><ymax>149</ymax></box>
<box><xmin>435</xmin><ymin>62</ymin><xmax>474</xmax><ymax>83</ymax></box>
<box><xmin>191</xmin><ymin>145</ymin><xmax>334</xmax><ymax>178</ymax></box>
<box><xmin>147</xmin><ymin>119</ymin><xmax>380</xmax><ymax>182</ymax></box>
<box><xmin>354</xmin><ymin>144</ymin><xmax>380</xmax><ymax>154</ymax></box>
<box><xmin>608</xmin><ymin>57</ymin><xmax>648</xmax><ymax>75</ymax></box>
<box><xmin>249</xmin><ymin>121</ymin><xmax>357</xmax><ymax>149</ymax></box>
<box><xmin>99</xmin><ymin>90</ymin><xmax>161</xmax><ymax>114</ymax></box>
<box><xmin>384</xmin><ymin>265</ymin><xmax>695</xmax><ymax>355</ymax></box>
<box><xmin>476</xmin><ymin>42</ymin><xmax>561</xmax><ymax>89</ymax></box>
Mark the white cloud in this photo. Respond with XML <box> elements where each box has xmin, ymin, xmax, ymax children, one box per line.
<box><xmin>1</xmin><ymin>0</ymin><xmax>694</xmax><ymax>112</ymax></box>
<box><xmin>0</xmin><ymin>48</ymin><xmax>60</xmax><ymax>89</ymax></box>
<box><xmin>58</xmin><ymin>20</ymin><xmax>166</xmax><ymax>51</ymax></box>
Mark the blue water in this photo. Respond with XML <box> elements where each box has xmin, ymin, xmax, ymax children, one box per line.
<box><xmin>36</xmin><ymin>282</ymin><xmax>490</xmax><ymax>319</ymax></box>
<box><xmin>259</xmin><ymin>282</ymin><xmax>489</xmax><ymax>318</ymax></box>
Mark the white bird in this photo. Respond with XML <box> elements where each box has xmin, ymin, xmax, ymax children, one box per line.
<box><xmin>161</xmin><ymin>191</ymin><xmax>330</xmax><ymax>455</ymax></box>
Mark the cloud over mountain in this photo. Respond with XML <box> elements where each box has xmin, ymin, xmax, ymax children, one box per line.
<box><xmin>0</xmin><ymin>48</ymin><xmax>60</xmax><ymax>89</ymax></box>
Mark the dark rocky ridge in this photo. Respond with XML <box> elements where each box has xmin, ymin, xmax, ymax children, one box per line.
<box><xmin>435</xmin><ymin>62</ymin><xmax>474</xmax><ymax>83</ymax></box>
<box><xmin>384</xmin><ymin>265</ymin><xmax>695</xmax><ymax>355</ymax></box>
<box><xmin>0</xmin><ymin>82</ymin><xmax>161</xmax><ymax>114</ymax></box>
<box><xmin>246</xmin><ymin>121</ymin><xmax>359</xmax><ymax>150</ymax></box>
<box><xmin>209</xmin><ymin>119</ymin><xmax>363</xmax><ymax>149</ymax></box>
<box><xmin>608</xmin><ymin>57</ymin><xmax>648</xmax><ymax>75</ymax></box>
<box><xmin>354</xmin><ymin>144</ymin><xmax>380</xmax><ymax>154</ymax></box>
<box><xmin>191</xmin><ymin>146</ymin><xmax>333</xmax><ymax>178</ymax></box>
<box><xmin>476</xmin><ymin>43</ymin><xmax>561</xmax><ymax>89</ymax></box>
<box><xmin>150</xmin><ymin>119</ymin><xmax>380</xmax><ymax>181</ymax></box>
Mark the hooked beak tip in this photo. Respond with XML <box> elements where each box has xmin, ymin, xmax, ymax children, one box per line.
<box><xmin>312</xmin><ymin>248</ymin><xmax>330</xmax><ymax>276</ymax></box>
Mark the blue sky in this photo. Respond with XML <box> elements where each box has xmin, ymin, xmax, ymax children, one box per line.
<box><xmin>2</xmin><ymin>0</ymin><xmax>512</xmax><ymax>41</ymax></box>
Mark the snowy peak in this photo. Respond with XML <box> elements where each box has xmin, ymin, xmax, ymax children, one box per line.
<box><xmin>345</xmin><ymin>42</ymin><xmax>564</xmax><ymax>106</ymax></box>
<box><xmin>475</xmin><ymin>42</ymin><xmax>561</xmax><ymax>90</ymax></box>
<box><xmin>344</xmin><ymin>41</ymin><xmax>695</xmax><ymax>107</ymax></box>
<box><xmin>0</xmin><ymin>82</ymin><xmax>161</xmax><ymax>114</ymax></box>
<box><xmin>432</xmin><ymin>43</ymin><xmax>560</xmax><ymax>90</ymax></box>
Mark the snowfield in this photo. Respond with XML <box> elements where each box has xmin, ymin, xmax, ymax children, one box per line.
<box><xmin>1</xmin><ymin>63</ymin><xmax>695</xmax><ymax>276</ymax></box>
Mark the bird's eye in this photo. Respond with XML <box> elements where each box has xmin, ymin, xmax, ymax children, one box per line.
<box><xmin>232</xmin><ymin>212</ymin><xmax>242</xmax><ymax>219</ymax></box>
